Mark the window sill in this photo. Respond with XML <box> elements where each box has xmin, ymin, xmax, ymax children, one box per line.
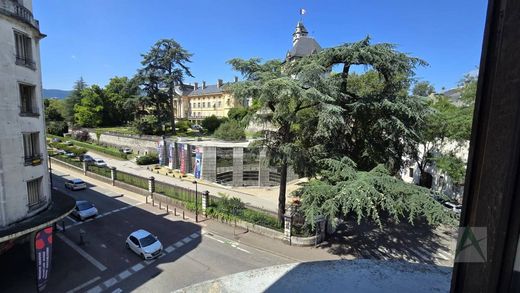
<box><xmin>28</xmin><ymin>200</ymin><xmax>47</xmax><ymax>212</ymax></box>
<box><xmin>24</xmin><ymin>156</ymin><xmax>43</xmax><ymax>166</ymax></box>
<box><xmin>20</xmin><ymin>112</ymin><xmax>40</xmax><ymax>117</ymax></box>
<box><xmin>15</xmin><ymin>59</ymin><xmax>36</xmax><ymax>70</ymax></box>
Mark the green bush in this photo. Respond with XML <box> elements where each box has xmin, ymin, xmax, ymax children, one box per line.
<box><xmin>214</xmin><ymin>120</ymin><xmax>246</xmax><ymax>141</ymax></box>
<box><xmin>116</xmin><ymin>171</ymin><xmax>149</xmax><ymax>189</ymax></box>
<box><xmin>132</xmin><ymin>115</ymin><xmax>162</xmax><ymax>135</ymax></box>
<box><xmin>48</xmin><ymin>142</ymin><xmax>87</xmax><ymax>156</ymax></box>
<box><xmin>227</xmin><ymin>107</ymin><xmax>248</xmax><ymax>122</ymax></box>
<box><xmin>176</xmin><ymin>120</ymin><xmax>190</xmax><ymax>133</ymax></box>
<box><xmin>52</xmin><ymin>155</ymin><xmax>83</xmax><ymax>168</ymax></box>
<box><xmin>46</xmin><ymin>121</ymin><xmax>68</xmax><ymax>136</ymax></box>
<box><xmin>88</xmin><ymin>165</ymin><xmax>111</xmax><ymax>178</ymax></box>
<box><xmin>136</xmin><ymin>153</ymin><xmax>159</xmax><ymax>165</ymax></box>
<box><xmin>69</xmin><ymin>139</ymin><xmax>128</xmax><ymax>159</ymax></box>
<box><xmin>201</xmin><ymin>115</ymin><xmax>226</xmax><ymax>134</ymax></box>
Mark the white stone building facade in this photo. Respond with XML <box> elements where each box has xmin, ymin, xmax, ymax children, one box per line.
<box><xmin>0</xmin><ymin>0</ymin><xmax>50</xmax><ymax>227</ymax></box>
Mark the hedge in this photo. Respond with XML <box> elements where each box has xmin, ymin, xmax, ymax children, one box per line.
<box><xmin>47</xmin><ymin>134</ymin><xmax>128</xmax><ymax>160</ymax></box>
<box><xmin>48</xmin><ymin>142</ymin><xmax>87</xmax><ymax>156</ymax></box>
<box><xmin>136</xmin><ymin>153</ymin><xmax>159</xmax><ymax>165</ymax></box>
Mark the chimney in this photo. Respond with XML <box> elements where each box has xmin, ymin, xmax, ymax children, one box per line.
<box><xmin>234</xmin><ymin>76</ymin><xmax>238</xmax><ymax>83</ymax></box>
<box><xmin>217</xmin><ymin>79</ymin><xmax>223</xmax><ymax>88</ymax></box>
<box><xmin>202</xmin><ymin>81</ymin><xmax>206</xmax><ymax>89</ymax></box>
<box><xmin>193</xmin><ymin>82</ymin><xmax>198</xmax><ymax>90</ymax></box>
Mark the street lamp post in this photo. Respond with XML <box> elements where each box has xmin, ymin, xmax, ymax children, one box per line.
<box><xmin>48</xmin><ymin>153</ymin><xmax>53</xmax><ymax>189</ymax></box>
<box><xmin>192</xmin><ymin>180</ymin><xmax>198</xmax><ymax>222</ymax></box>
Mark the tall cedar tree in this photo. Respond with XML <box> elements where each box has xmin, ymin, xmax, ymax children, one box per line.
<box><xmin>136</xmin><ymin>39</ymin><xmax>193</xmax><ymax>134</ymax></box>
<box><xmin>227</xmin><ymin>58</ymin><xmax>343</xmax><ymax>222</ymax></box>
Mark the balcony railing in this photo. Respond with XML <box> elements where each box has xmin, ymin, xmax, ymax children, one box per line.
<box><xmin>0</xmin><ymin>0</ymin><xmax>40</xmax><ymax>29</ymax></box>
<box><xmin>15</xmin><ymin>55</ymin><xmax>36</xmax><ymax>70</ymax></box>
<box><xmin>24</xmin><ymin>154</ymin><xmax>42</xmax><ymax>166</ymax></box>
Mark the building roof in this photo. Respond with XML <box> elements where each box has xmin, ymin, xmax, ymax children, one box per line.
<box><xmin>188</xmin><ymin>84</ymin><xmax>226</xmax><ymax>96</ymax></box>
<box><xmin>287</xmin><ymin>36</ymin><xmax>322</xmax><ymax>59</ymax></box>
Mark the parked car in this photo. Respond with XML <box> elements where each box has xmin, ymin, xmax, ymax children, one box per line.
<box><xmin>51</xmin><ymin>137</ymin><xmax>62</xmax><ymax>142</ymax></box>
<box><xmin>191</xmin><ymin>124</ymin><xmax>203</xmax><ymax>131</ymax></box>
<box><xmin>65</xmin><ymin>152</ymin><xmax>76</xmax><ymax>158</ymax></box>
<box><xmin>125</xmin><ymin>229</ymin><xmax>163</xmax><ymax>260</ymax></box>
<box><xmin>94</xmin><ymin>159</ymin><xmax>107</xmax><ymax>167</ymax></box>
<box><xmin>443</xmin><ymin>202</ymin><xmax>462</xmax><ymax>214</ymax></box>
<box><xmin>71</xmin><ymin>200</ymin><xmax>98</xmax><ymax>221</ymax></box>
<box><xmin>65</xmin><ymin>178</ymin><xmax>87</xmax><ymax>190</ymax></box>
<box><xmin>64</xmin><ymin>141</ymin><xmax>73</xmax><ymax>146</ymax></box>
<box><xmin>79</xmin><ymin>154</ymin><xmax>94</xmax><ymax>163</ymax></box>
<box><xmin>122</xmin><ymin>147</ymin><xmax>132</xmax><ymax>154</ymax></box>
<box><xmin>56</xmin><ymin>149</ymin><xmax>66</xmax><ymax>155</ymax></box>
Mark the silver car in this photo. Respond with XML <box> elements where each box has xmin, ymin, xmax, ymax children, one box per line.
<box><xmin>71</xmin><ymin>200</ymin><xmax>98</xmax><ymax>221</ymax></box>
<box><xmin>65</xmin><ymin>179</ymin><xmax>87</xmax><ymax>190</ymax></box>
<box><xmin>126</xmin><ymin>229</ymin><xmax>163</xmax><ymax>260</ymax></box>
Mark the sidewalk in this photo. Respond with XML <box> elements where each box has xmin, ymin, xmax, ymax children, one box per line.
<box><xmin>87</xmin><ymin>151</ymin><xmax>284</xmax><ymax>213</ymax></box>
<box><xmin>52</xmin><ymin>163</ymin><xmax>340</xmax><ymax>263</ymax></box>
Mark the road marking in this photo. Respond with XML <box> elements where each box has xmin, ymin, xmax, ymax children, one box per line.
<box><xmin>66</xmin><ymin>215</ymin><xmax>78</xmax><ymax>223</ymax></box>
<box><xmin>64</xmin><ymin>203</ymin><xmax>144</xmax><ymax>230</ymax></box>
<box><xmin>190</xmin><ymin>232</ymin><xmax>200</xmax><ymax>238</ymax></box>
<box><xmin>86</xmin><ymin>286</ymin><xmax>103</xmax><ymax>293</ymax></box>
<box><xmin>66</xmin><ymin>276</ymin><xmax>101</xmax><ymax>293</ymax></box>
<box><xmin>88</xmin><ymin>235</ymin><xmax>196</xmax><ymax>292</ymax></box>
<box><xmin>57</xmin><ymin>233</ymin><xmax>107</xmax><ymax>271</ymax></box>
<box><xmin>131</xmin><ymin>263</ymin><xmax>144</xmax><ymax>272</ymax></box>
<box><xmin>118</xmin><ymin>270</ymin><xmax>131</xmax><ymax>280</ymax></box>
<box><xmin>112</xmin><ymin>289</ymin><xmax>123</xmax><ymax>293</ymax></box>
<box><xmin>103</xmin><ymin>278</ymin><xmax>118</xmax><ymax>288</ymax></box>
<box><xmin>182</xmin><ymin>236</ymin><xmax>192</xmax><ymax>244</ymax></box>
<box><xmin>236</xmin><ymin>247</ymin><xmax>251</xmax><ymax>254</ymax></box>
<box><xmin>203</xmin><ymin>233</ymin><xmax>225</xmax><ymax>243</ymax></box>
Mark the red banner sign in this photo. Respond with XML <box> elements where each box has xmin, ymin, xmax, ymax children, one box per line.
<box><xmin>35</xmin><ymin>226</ymin><xmax>53</xmax><ymax>292</ymax></box>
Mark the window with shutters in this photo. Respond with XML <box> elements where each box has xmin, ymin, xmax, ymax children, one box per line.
<box><xmin>14</xmin><ymin>31</ymin><xmax>35</xmax><ymax>69</ymax></box>
<box><xmin>27</xmin><ymin>177</ymin><xmax>43</xmax><ymax>208</ymax></box>
<box><xmin>23</xmin><ymin>132</ymin><xmax>41</xmax><ymax>165</ymax></box>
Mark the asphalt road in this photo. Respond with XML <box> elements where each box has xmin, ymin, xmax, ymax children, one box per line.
<box><xmin>0</xmin><ymin>170</ymin><xmax>291</xmax><ymax>293</ymax></box>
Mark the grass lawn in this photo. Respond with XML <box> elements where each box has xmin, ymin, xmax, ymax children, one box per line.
<box><xmin>95</xmin><ymin>126</ymin><xmax>138</xmax><ymax>135</ymax></box>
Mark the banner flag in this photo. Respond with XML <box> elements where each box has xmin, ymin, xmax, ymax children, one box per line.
<box><xmin>35</xmin><ymin>226</ymin><xmax>53</xmax><ymax>292</ymax></box>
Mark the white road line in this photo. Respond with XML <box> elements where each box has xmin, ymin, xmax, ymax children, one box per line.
<box><xmin>174</xmin><ymin>241</ymin><xmax>184</xmax><ymax>248</ymax></box>
<box><xmin>66</xmin><ymin>215</ymin><xmax>78</xmax><ymax>223</ymax></box>
<box><xmin>203</xmin><ymin>233</ymin><xmax>225</xmax><ymax>243</ymax></box>
<box><xmin>103</xmin><ymin>278</ymin><xmax>118</xmax><ymax>288</ymax></box>
<box><xmin>86</xmin><ymin>286</ymin><xmax>103</xmax><ymax>293</ymax></box>
<box><xmin>131</xmin><ymin>263</ymin><xmax>144</xmax><ymax>272</ymax></box>
<box><xmin>57</xmin><ymin>233</ymin><xmax>107</xmax><ymax>271</ymax></box>
<box><xmin>66</xmin><ymin>276</ymin><xmax>101</xmax><ymax>293</ymax></box>
<box><xmin>165</xmin><ymin>246</ymin><xmax>175</xmax><ymax>253</ymax></box>
<box><xmin>118</xmin><ymin>270</ymin><xmax>132</xmax><ymax>280</ymax></box>
<box><xmin>236</xmin><ymin>247</ymin><xmax>251</xmax><ymax>254</ymax></box>
<box><xmin>190</xmin><ymin>232</ymin><xmax>200</xmax><ymax>238</ymax></box>
<box><xmin>182</xmin><ymin>236</ymin><xmax>192</xmax><ymax>243</ymax></box>
<box><xmin>112</xmin><ymin>289</ymin><xmax>123</xmax><ymax>293</ymax></box>
<box><xmin>64</xmin><ymin>203</ymin><xmax>144</xmax><ymax>230</ymax></box>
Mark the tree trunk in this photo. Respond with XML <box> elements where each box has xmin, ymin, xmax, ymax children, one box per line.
<box><xmin>340</xmin><ymin>64</ymin><xmax>350</xmax><ymax>94</ymax></box>
<box><xmin>277</xmin><ymin>160</ymin><xmax>288</xmax><ymax>223</ymax></box>
<box><xmin>170</xmin><ymin>96</ymin><xmax>176</xmax><ymax>135</ymax></box>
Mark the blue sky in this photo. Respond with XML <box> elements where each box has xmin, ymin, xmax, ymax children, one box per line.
<box><xmin>34</xmin><ymin>0</ymin><xmax>487</xmax><ymax>91</ymax></box>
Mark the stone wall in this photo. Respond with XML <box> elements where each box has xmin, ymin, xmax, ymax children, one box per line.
<box><xmin>87</xmin><ymin>131</ymin><xmax>158</xmax><ymax>155</ymax></box>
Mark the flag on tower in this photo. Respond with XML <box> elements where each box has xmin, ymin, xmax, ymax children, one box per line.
<box><xmin>300</xmin><ymin>8</ymin><xmax>306</xmax><ymax>15</ymax></box>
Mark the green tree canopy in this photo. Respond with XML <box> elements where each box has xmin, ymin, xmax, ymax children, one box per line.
<box><xmin>64</xmin><ymin>77</ymin><xmax>87</xmax><ymax>123</ymax></box>
<box><xmin>136</xmin><ymin>39</ymin><xmax>193</xmax><ymax>134</ymax></box>
<box><xmin>297</xmin><ymin>157</ymin><xmax>455</xmax><ymax>228</ymax></box>
<box><xmin>74</xmin><ymin>85</ymin><xmax>104</xmax><ymax>127</ymax></box>
<box><xmin>412</xmin><ymin>81</ymin><xmax>435</xmax><ymax>97</ymax></box>
<box><xmin>44</xmin><ymin>98</ymin><xmax>65</xmax><ymax>121</ymax></box>
<box><xmin>214</xmin><ymin>120</ymin><xmax>246</xmax><ymax>141</ymax></box>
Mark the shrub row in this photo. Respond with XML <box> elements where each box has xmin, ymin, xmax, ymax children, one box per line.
<box><xmin>87</xmin><ymin>165</ymin><xmax>111</xmax><ymax>178</ymax></box>
<box><xmin>136</xmin><ymin>153</ymin><xmax>159</xmax><ymax>165</ymax></box>
<box><xmin>69</xmin><ymin>139</ymin><xmax>127</xmax><ymax>159</ymax></box>
<box><xmin>52</xmin><ymin>155</ymin><xmax>83</xmax><ymax>169</ymax></box>
<box><xmin>48</xmin><ymin>142</ymin><xmax>87</xmax><ymax>156</ymax></box>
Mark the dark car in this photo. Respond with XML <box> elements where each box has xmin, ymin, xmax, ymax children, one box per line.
<box><xmin>79</xmin><ymin>154</ymin><xmax>94</xmax><ymax>163</ymax></box>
